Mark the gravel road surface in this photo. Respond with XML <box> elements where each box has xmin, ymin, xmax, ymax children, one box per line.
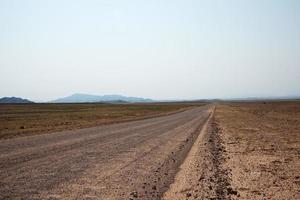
<box><xmin>0</xmin><ymin>106</ymin><xmax>212</xmax><ymax>200</ymax></box>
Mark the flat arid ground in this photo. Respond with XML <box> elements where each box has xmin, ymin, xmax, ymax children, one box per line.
<box><xmin>214</xmin><ymin>102</ymin><xmax>300</xmax><ymax>200</ymax></box>
<box><xmin>0</xmin><ymin>103</ymin><xmax>201</xmax><ymax>139</ymax></box>
<box><xmin>0</xmin><ymin>102</ymin><xmax>299</xmax><ymax>199</ymax></box>
<box><xmin>164</xmin><ymin>101</ymin><xmax>300</xmax><ymax>200</ymax></box>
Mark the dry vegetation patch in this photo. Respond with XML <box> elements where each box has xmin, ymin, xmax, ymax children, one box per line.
<box><xmin>0</xmin><ymin>103</ymin><xmax>201</xmax><ymax>139</ymax></box>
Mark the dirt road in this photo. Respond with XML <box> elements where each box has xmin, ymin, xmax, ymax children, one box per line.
<box><xmin>0</xmin><ymin>106</ymin><xmax>212</xmax><ymax>200</ymax></box>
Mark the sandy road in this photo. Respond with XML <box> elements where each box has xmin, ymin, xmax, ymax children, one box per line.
<box><xmin>0</xmin><ymin>105</ymin><xmax>212</xmax><ymax>200</ymax></box>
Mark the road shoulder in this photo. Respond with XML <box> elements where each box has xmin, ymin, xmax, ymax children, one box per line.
<box><xmin>163</xmin><ymin>106</ymin><xmax>237</xmax><ymax>199</ymax></box>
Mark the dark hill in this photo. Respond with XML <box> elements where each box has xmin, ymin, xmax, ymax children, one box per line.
<box><xmin>0</xmin><ymin>97</ymin><xmax>34</xmax><ymax>104</ymax></box>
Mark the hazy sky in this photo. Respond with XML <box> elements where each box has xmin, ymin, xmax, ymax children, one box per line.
<box><xmin>1</xmin><ymin>0</ymin><xmax>300</xmax><ymax>101</ymax></box>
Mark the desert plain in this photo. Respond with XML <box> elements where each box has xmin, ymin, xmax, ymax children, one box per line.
<box><xmin>0</xmin><ymin>101</ymin><xmax>299</xmax><ymax>199</ymax></box>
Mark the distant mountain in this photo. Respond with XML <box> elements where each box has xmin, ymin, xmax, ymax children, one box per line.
<box><xmin>0</xmin><ymin>97</ymin><xmax>34</xmax><ymax>104</ymax></box>
<box><xmin>51</xmin><ymin>93</ymin><xmax>154</xmax><ymax>103</ymax></box>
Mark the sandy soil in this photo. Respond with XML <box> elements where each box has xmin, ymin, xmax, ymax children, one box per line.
<box><xmin>0</xmin><ymin>106</ymin><xmax>211</xmax><ymax>200</ymax></box>
<box><xmin>215</xmin><ymin>102</ymin><xmax>300</xmax><ymax>199</ymax></box>
<box><xmin>163</xmin><ymin>102</ymin><xmax>300</xmax><ymax>200</ymax></box>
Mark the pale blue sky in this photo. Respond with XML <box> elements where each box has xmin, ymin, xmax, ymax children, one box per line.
<box><xmin>1</xmin><ymin>0</ymin><xmax>299</xmax><ymax>101</ymax></box>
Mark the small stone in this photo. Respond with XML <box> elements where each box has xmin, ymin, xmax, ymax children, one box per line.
<box><xmin>130</xmin><ymin>191</ymin><xmax>138</xmax><ymax>198</ymax></box>
<box><xmin>227</xmin><ymin>187</ymin><xmax>238</xmax><ymax>195</ymax></box>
